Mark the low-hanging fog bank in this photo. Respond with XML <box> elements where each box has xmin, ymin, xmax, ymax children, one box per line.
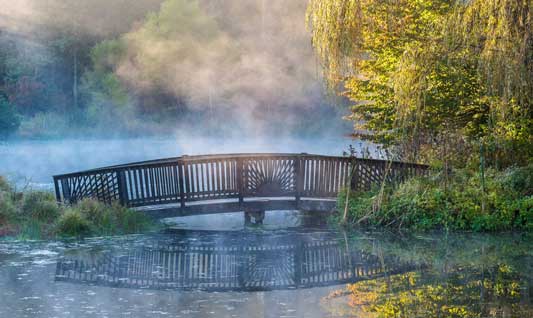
<box><xmin>0</xmin><ymin>136</ymin><xmax>382</xmax><ymax>189</ymax></box>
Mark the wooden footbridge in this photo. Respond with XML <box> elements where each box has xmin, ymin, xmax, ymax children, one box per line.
<box><xmin>53</xmin><ymin>153</ymin><xmax>427</xmax><ymax>218</ymax></box>
<box><xmin>55</xmin><ymin>231</ymin><xmax>419</xmax><ymax>291</ymax></box>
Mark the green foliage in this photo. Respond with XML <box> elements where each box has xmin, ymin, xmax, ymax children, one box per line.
<box><xmin>0</xmin><ymin>96</ymin><xmax>20</xmax><ymax>139</ymax></box>
<box><xmin>325</xmin><ymin>231</ymin><xmax>533</xmax><ymax>317</ymax></box>
<box><xmin>0</xmin><ymin>176</ymin><xmax>155</xmax><ymax>239</ymax></box>
<box><xmin>21</xmin><ymin>192</ymin><xmax>61</xmax><ymax>223</ymax></box>
<box><xmin>65</xmin><ymin>199</ymin><xmax>154</xmax><ymax>236</ymax></box>
<box><xmin>56</xmin><ymin>199</ymin><xmax>154</xmax><ymax>237</ymax></box>
<box><xmin>342</xmin><ymin>265</ymin><xmax>530</xmax><ymax>318</ymax></box>
<box><xmin>56</xmin><ymin>211</ymin><xmax>92</xmax><ymax>237</ymax></box>
<box><xmin>81</xmin><ymin>39</ymin><xmax>129</xmax><ymax>109</ymax></box>
<box><xmin>502</xmin><ymin>165</ymin><xmax>533</xmax><ymax>197</ymax></box>
<box><xmin>0</xmin><ymin>176</ymin><xmax>12</xmax><ymax>193</ymax></box>
<box><xmin>307</xmin><ymin>0</ymin><xmax>532</xmax><ymax>166</ymax></box>
<box><xmin>0</xmin><ymin>193</ymin><xmax>17</xmax><ymax>226</ymax></box>
<box><xmin>90</xmin><ymin>39</ymin><xmax>126</xmax><ymax>75</ymax></box>
<box><xmin>338</xmin><ymin>165</ymin><xmax>533</xmax><ymax>232</ymax></box>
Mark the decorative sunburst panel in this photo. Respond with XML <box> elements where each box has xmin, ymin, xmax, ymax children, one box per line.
<box><xmin>243</xmin><ymin>158</ymin><xmax>296</xmax><ymax>196</ymax></box>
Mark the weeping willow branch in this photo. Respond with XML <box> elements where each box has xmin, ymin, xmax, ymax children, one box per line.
<box><xmin>307</xmin><ymin>0</ymin><xmax>532</xmax><ymax>166</ymax></box>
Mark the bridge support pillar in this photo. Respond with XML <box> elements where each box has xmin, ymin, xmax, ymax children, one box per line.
<box><xmin>244</xmin><ymin>209</ymin><xmax>265</xmax><ymax>226</ymax></box>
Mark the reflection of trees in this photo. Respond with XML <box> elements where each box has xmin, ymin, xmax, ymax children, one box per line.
<box><xmin>343</xmin><ymin>265</ymin><xmax>531</xmax><ymax>318</ymax></box>
<box><xmin>326</xmin><ymin>233</ymin><xmax>533</xmax><ymax>318</ymax></box>
<box><xmin>348</xmin><ymin>233</ymin><xmax>533</xmax><ymax>280</ymax></box>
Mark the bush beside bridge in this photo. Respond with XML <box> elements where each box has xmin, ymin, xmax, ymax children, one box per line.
<box><xmin>0</xmin><ymin>176</ymin><xmax>154</xmax><ymax>239</ymax></box>
<box><xmin>337</xmin><ymin>164</ymin><xmax>533</xmax><ymax>232</ymax></box>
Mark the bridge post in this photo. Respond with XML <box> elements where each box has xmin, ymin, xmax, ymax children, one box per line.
<box><xmin>60</xmin><ymin>179</ymin><xmax>71</xmax><ymax>204</ymax></box>
<box><xmin>294</xmin><ymin>155</ymin><xmax>304</xmax><ymax>207</ymax></box>
<box><xmin>350</xmin><ymin>159</ymin><xmax>360</xmax><ymax>192</ymax></box>
<box><xmin>237</xmin><ymin>158</ymin><xmax>244</xmax><ymax>205</ymax></box>
<box><xmin>53</xmin><ymin>176</ymin><xmax>61</xmax><ymax>203</ymax></box>
<box><xmin>177</xmin><ymin>161</ymin><xmax>186</xmax><ymax>208</ymax></box>
<box><xmin>117</xmin><ymin>170</ymin><xmax>128</xmax><ymax>206</ymax></box>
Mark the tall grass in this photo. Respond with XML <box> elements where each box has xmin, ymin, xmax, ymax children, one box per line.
<box><xmin>338</xmin><ymin>164</ymin><xmax>533</xmax><ymax>232</ymax></box>
<box><xmin>0</xmin><ymin>177</ymin><xmax>156</xmax><ymax>239</ymax></box>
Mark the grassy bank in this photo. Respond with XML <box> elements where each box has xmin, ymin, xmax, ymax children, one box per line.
<box><xmin>0</xmin><ymin>176</ymin><xmax>155</xmax><ymax>239</ymax></box>
<box><xmin>337</xmin><ymin>164</ymin><xmax>532</xmax><ymax>232</ymax></box>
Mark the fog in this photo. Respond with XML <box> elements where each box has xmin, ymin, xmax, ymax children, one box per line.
<box><xmin>0</xmin><ymin>0</ymin><xmax>350</xmax><ymax>137</ymax></box>
<box><xmin>0</xmin><ymin>136</ymin><xmax>385</xmax><ymax>189</ymax></box>
<box><xmin>0</xmin><ymin>0</ymin><xmax>366</xmax><ymax>188</ymax></box>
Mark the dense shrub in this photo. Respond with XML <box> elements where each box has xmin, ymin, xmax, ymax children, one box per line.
<box><xmin>0</xmin><ymin>176</ymin><xmax>12</xmax><ymax>192</ymax></box>
<box><xmin>0</xmin><ymin>193</ymin><xmax>17</xmax><ymax>226</ymax></box>
<box><xmin>0</xmin><ymin>176</ymin><xmax>155</xmax><ymax>239</ymax></box>
<box><xmin>338</xmin><ymin>164</ymin><xmax>533</xmax><ymax>232</ymax></box>
<box><xmin>65</xmin><ymin>199</ymin><xmax>154</xmax><ymax>236</ymax></box>
<box><xmin>21</xmin><ymin>191</ymin><xmax>61</xmax><ymax>222</ymax></box>
<box><xmin>56</xmin><ymin>211</ymin><xmax>92</xmax><ymax>237</ymax></box>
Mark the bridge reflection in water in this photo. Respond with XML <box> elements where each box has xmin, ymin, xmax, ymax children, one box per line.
<box><xmin>55</xmin><ymin>231</ymin><xmax>417</xmax><ymax>292</ymax></box>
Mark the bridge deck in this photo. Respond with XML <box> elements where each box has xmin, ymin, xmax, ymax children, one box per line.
<box><xmin>53</xmin><ymin>153</ymin><xmax>427</xmax><ymax>217</ymax></box>
<box><xmin>137</xmin><ymin>197</ymin><xmax>337</xmax><ymax>219</ymax></box>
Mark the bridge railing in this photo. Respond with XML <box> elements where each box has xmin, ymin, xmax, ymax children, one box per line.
<box><xmin>53</xmin><ymin>153</ymin><xmax>428</xmax><ymax>208</ymax></box>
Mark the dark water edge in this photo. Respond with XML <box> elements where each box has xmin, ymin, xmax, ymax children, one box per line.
<box><xmin>0</xmin><ymin>211</ymin><xmax>532</xmax><ymax>318</ymax></box>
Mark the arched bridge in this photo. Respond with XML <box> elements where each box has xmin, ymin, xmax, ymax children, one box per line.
<box><xmin>53</xmin><ymin>153</ymin><xmax>427</xmax><ymax>218</ymax></box>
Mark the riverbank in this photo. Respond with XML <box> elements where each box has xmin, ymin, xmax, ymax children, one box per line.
<box><xmin>0</xmin><ymin>176</ymin><xmax>154</xmax><ymax>239</ymax></box>
<box><xmin>337</xmin><ymin>164</ymin><xmax>532</xmax><ymax>232</ymax></box>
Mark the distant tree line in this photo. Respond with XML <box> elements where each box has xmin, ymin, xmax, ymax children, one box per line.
<box><xmin>0</xmin><ymin>0</ymin><xmax>345</xmax><ymax>139</ymax></box>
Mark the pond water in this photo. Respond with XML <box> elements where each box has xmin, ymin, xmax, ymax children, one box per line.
<box><xmin>0</xmin><ymin>211</ymin><xmax>532</xmax><ymax>318</ymax></box>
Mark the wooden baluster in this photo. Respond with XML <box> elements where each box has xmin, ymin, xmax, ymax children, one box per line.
<box><xmin>295</xmin><ymin>156</ymin><xmax>302</xmax><ymax>207</ymax></box>
<box><xmin>178</xmin><ymin>161</ymin><xmax>186</xmax><ymax>208</ymax></box>
<box><xmin>53</xmin><ymin>177</ymin><xmax>62</xmax><ymax>203</ymax></box>
<box><xmin>61</xmin><ymin>179</ymin><xmax>71</xmax><ymax>204</ymax></box>
<box><xmin>117</xmin><ymin>169</ymin><xmax>128</xmax><ymax>206</ymax></box>
<box><xmin>237</xmin><ymin>158</ymin><xmax>244</xmax><ymax>205</ymax></box>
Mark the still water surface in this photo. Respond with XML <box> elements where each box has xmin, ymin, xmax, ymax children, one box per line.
<box><xmin>0</xmin><ymin>211</ymin><xmax>531</xmax><ymax>318</ymax></box>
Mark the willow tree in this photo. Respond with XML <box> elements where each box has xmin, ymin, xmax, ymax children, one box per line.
<box><xmin>307</xmin><ymin>0</ymin><xmax>532</xmax><ymax>166</ymax></box>
<box><xmin>453</xmin><ymin>0</ymin><xmax>533</xmax><ymax>166</ymax></box>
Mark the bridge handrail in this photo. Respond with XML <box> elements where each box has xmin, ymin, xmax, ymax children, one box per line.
<box><xmin>53</xmin><ymin>153</ymin><xmax>428</xmax><ymax>209</ymax></box>
<box><xmin>54</xmin><ymin>153</ymin><xmax>426</xmax><ymax>178</ymax></box>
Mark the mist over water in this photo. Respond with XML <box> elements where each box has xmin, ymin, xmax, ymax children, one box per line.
<box><xmin>0</xmin><ymin>136</ymin><xmax>382</xmax><ymax>189</ymax></box>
